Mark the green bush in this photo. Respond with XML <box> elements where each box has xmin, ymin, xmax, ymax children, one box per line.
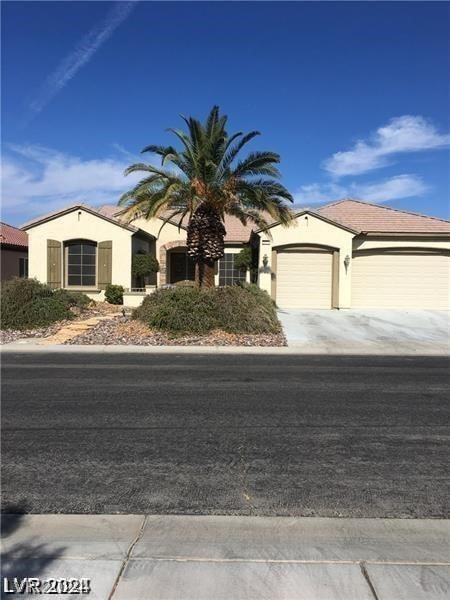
<box><xmin>0</xmin><ymin>278</ymin><xmax>74</xmax><ymax>330</ymax></box>
<box><xmin>53</xmin><ymin>288</ymin><xmax>93</xmax><ymax>309</ymax></box>
<box><xmin>134</xmin><ymin>286</ymin><xmax>218</xmax><ymax>335</ymax></box>
<box><xmin>105</xmin><ymin>284</ymin><xmax>124</xmax><ymax>305</ymax></box>
<box><xmin>174</xmin><ymin>279</ymin><xmax>196</xmax><ymax>287</ymax></box>
<box><xmin>214</xmin><ymin>285</ymin><xmax>279</xmax><ymax>333</ymax></box>
<box><xmin>132</xmin><ymin>254</ymin><xmax>159</xmax><ymax>278</ymax></box>
<box><xmin>234</xmin><ymin>247</ymin><xmax>252</xmax><ymax>272</ymax></box>
<box><xmin>133</xmin><ymin>284</ymin><xmax>280</xmax><ymax>336</ymax></box>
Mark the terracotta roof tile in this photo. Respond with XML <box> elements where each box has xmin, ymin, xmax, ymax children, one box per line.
<box><xmin>98</xmin><ymin>205</ymin><xmax>253</xmax><ymax>242</ymax></box>
<box><xmin>317</xmin><ymin>198</ymin><xmax>450</xmax><ymax>234</ymax></box>
<box><xmin>0</xmin><ymin>222</ymin><xmax>28</xmax><ymax>247</ymax></box>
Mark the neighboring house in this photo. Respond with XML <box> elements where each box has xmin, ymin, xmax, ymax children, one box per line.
<box><xmin>0</xmin><ymin>222</ymin><xmax>28</xmax><ymax>282</ymax></box>
<box><xmin>22</xmin><ymin>198</ymin><xmax>450</xmax><ymax>310</ymax></box>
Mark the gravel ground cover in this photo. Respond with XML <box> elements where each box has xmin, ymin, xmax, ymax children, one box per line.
<box><xmin>65</xmin><ymin>316</ymin><xmax>287</xmax><ymax>346</ymax></box>
<box><xmin>0</xmin><ymin>302</ymin><xmax>123</xmax><ymax>345</ymax></box>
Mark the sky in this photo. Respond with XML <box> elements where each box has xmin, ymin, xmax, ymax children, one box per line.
<box><xmin>2</xmin><ymin>1</ymin><xmax>449</xmax><ymax>226</ymax></box>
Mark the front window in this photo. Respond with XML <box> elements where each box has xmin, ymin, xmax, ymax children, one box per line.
<box><xmin>65</xmin><ymin>240</ymin><xmax>97</xmax><ymax>287</ymax></box>
<box><xmin>19</xmin><ymin>257</ymin><xmax>28</xmax><ymax>278</ymax></box>
<box><xmin>219</xmin><ymin>253</ymin><xmax>246</xmax><ymax>286</ymax></box>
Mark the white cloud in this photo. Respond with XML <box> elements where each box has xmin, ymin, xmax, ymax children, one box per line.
<box><xmin>324</xmin><ymin>116</ymin><xmax>450</xmax><ymax>177</ymax></box>
<box><xmin>294</xmin><ymin>174</ymin><xmax>428</xmax><ymax>206</ymax></box>
<box><xmin>26</xmin><ymin>2</ymin><xmax>136</xmax><ymax>121</ymax></box>
<box><xmin>355</xmin><ymin>174</ymin><xmax>429</xmax><ymax>203</ymax></box>
<box><xmin>1</xmin><ymin>144</ymin><xmax>154</xmax><ymax>220</ymax></box>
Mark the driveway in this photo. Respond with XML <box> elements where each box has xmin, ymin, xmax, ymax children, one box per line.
<box><xmin>278</xmin><ymin>309</ymin><xmax>450</xmax><ymax>353</ymax></box>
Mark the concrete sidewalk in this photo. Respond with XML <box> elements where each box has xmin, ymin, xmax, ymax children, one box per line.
<box><xmin>1</xmin><ymin>515</ymin><xmax>449</xmax><ymax>599</ymax></box>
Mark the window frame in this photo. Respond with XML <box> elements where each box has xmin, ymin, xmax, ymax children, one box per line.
<box><xmin>64</xmin><ymin>240</ymin><xmax>98</xmax><ymax>289</ymax></box>
<box><xmin>19</xmin><ymin>257</ymin><xmax>28</xmax><ymax>278</ymax></box>
<box><xmin>218</xmin><ymin>252</ymin><xmax>247</xmax><ymax>286</ymax></box>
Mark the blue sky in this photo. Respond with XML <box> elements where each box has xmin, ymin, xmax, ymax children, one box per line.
<box><xmin>2</xmin><ymin>1</ymin><xmax>449</xmax><ymax>226</ymax></box>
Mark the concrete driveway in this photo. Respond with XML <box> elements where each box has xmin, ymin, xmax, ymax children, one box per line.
<box><xmin>278</xmin><ymin>309</ymin><xmax>450</xmax><ymax>354</ymax></box>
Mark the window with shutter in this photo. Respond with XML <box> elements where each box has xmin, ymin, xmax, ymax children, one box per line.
<box><xmin>64</xmin><ymin>240</ymin><xmax>97</xmax><ymax>288</ymax></box>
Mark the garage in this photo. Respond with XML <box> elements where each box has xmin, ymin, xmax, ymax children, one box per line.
<box><xmin>351</xmin><ymin>250</ymin><xmax>450</xmax><ymax>309</ymax></box>
<box><xmin>276</xmin><ymin>248</ymin><xmax>333</xmax><ymax>309</ymax></box>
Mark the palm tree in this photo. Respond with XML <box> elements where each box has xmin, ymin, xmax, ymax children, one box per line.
<box><xmin>118</xmin><ymin>106</ymin><xmax>294</xmax><ymax>287</ymax></box>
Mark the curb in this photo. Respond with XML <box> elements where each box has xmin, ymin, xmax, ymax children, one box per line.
<box><xmin>1</xmin><ymin>341</ymin><xmax>449</xmax><ymax>355</ymax></box>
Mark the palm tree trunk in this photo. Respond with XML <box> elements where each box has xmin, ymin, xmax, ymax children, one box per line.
<box><xmin>195</xmin><ymin>259</ymin><xmax>215</xmax><ymax>288</ymax></box>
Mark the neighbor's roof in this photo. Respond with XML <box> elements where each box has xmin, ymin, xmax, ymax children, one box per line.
<box><xmin>98</xmin><ymin>205</ymin><xmax>254</xmax><ymax>242</ymax></box>
<box><xmin>317</xmin><ymin>199</ymin><xmax>450</xmax><ymax>234</ymax></box>
<box><xmin>0</xmin><ymin>221</ymin><xmax>28</xmax><ymax>247</ymax></box>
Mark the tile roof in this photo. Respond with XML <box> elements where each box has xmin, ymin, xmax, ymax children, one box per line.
<box><xmin>98</xmin><ymin>205</ymin><xmax>253</xmax><ymax>242</ymax></box>
<box><xmin>317</xmin><ymin>198</ymin><xmax>450</xmax><ymax>234</ymax></box>
<box><xmin>0</xmin><ymin>222</ymin><xmax>28</xmax><ymax>247</ymax></box>
<box><xmin>19</xmin><ymin>198</ymin><xmax>450</xmax><ymax>241</ymax></box>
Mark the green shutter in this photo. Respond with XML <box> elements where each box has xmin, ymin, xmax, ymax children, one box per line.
<box><xmin>98</xmin><ymin>241</ymin><xmax>112</xmax><ymax>289</ymax></box>
<box><xmin>47</xmin><ymin>239</ymin><xmax>62</xmax><ymax>289</ymax></box>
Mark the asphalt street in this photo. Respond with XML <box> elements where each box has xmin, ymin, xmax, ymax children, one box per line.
<box><xmin>1</xmin><ymin>353</ymin><xmax>449</xmax><ymax>517</ymax></box>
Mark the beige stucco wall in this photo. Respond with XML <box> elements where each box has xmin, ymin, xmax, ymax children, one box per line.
<box><xmin>26</xmin><ymin>208</ymin><xmax>134</xmax><ymax>289</ymax></box>
<box><xmin>258</xmin><ymin>214</ymin><xmax>355</xmax><ymax>308</ymax></box>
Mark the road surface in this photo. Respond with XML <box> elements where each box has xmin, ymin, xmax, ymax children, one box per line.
<box><xmin>2</xmin><ymin>352</ymin><xmax>449</xmax><ymax>516</ymax></box>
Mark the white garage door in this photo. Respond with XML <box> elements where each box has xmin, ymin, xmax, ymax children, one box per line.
<box><xmin>351</xmin><ymin>251</ymin><xmax>450</xmax><ymax>309</ymax></box>
<box><xmin>276</xmin><ymin>249</ymin><xmax>333</xmax><ymax>309</ymax></box>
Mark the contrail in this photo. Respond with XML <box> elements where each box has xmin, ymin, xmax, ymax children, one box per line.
<box><xmin>26</xmin><ymin>1</ymin><xmax>137</xmax><ymax>121</ymax></box>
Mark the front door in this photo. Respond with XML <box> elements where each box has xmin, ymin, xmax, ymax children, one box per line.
<box><xmin>169</xmin><ymin>252</ymin><xmax>196</xmax><ymax>283</ymax></box>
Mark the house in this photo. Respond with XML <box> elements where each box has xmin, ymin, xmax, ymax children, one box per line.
<box><xmin>21</xmin><ymin>199</ymin><xmax>450</xmax><ymax>309</ymax></box>
<box><xmin>0</xmin><ymin>222</ymin><xmax>28</xmax><ymax>282</ymax></box>
<box><xmin>21</xmin><ymin>204</ymin><xmax>252</xmax><ymax>306</ymax></box>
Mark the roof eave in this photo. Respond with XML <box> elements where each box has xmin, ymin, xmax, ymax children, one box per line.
<box><xmin>255</xmin><ymin>209</ymin><xmax>359</xmax><ymax>235</ymax></box>
<box><xmin>0</xmin><ymin>242</ymin><xmax>28</xmax><ymax>249</ymax></box>
<box><xmin>360</xmin><ymin>231</ymin><xmax>450</xmax><ymax>237</ymax></box>
<box><xmin>21</xmin><ymin>205</ymin><xmax>137</xmax><ymax>232</ymax></box>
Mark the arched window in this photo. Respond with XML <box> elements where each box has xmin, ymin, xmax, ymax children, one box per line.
<box><xmin>65</xmin><ymin>240</ymin><xmax>97</xmax><ymax>287</ymax></box>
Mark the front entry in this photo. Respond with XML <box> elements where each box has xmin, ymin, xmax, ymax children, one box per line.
<box><xmin>169</xmin><ymin>252</ymin><xmax>195</xmax><ymax>283</ymax></box>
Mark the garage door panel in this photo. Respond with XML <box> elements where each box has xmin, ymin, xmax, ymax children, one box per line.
<box><xmin>277</xmin><ymin>251</ymin><xmax>332</xmax><ymax>309</ymax></box>
<box><xmin>351</xmin><ymin>252</ymin><xmax>450</xmax><ymax>310</ymax></box>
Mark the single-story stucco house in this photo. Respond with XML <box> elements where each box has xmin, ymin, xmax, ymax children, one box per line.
<box><xmin>0</xmin><ymin>221</ymin><xmax>28</xmax><ymax>282</ymax></box>
<box><xmin>21</xmin><ymin>198</ymin><xmax>450</xmax><ymax>310</ymax></box>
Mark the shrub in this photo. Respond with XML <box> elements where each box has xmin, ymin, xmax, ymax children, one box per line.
<box><xmin>214</xmin><ymin>284</ymin><xmax>280</xmax><ymax>334</ymax></box>
<box><xmin>133</xmin><ymin>284</ymin><xmax>280</xmax><ymax>336</ymax></box>
<box><xmin>105</xmin><ymin>284</ymin><xmax>124</xmax><ymax>305</ymax></box>
<box><xmin>234</xmin><ymin>247</ymin><xmax>252</xmax><ymax>272</ymax></box>
<box><xmin>133</xmin><ymin>286</ymin><xmax>218</xmax><ymax>335</ymax></box>
<box><xmin>174</xmin><ymin>279</ymin><xmax>196</xmax><ymax>287</ymax></box>
<box><xmin>132</xmin><ymin>254</ymin><xmax>159</xmax><ymax>278</ymax></box>
<box><xmin>53</xmin><ymin>288</ymin><xmax>93</xmax><ymax>309</ymax></box>
<box><xmin>0</xmin><ymin>278</ymin><xmax>73</xmax><ymax>330</ymax></box>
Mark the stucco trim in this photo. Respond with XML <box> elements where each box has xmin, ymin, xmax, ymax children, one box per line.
<box><xmin>360</xmin><ymin>231</ymin><xmax>450</xmax><ymax>237</ymax></box>
<box><xmin>255</xmin><ymin>210</ymin><xmax>360</xmax><ymax>235</ymax></box>
<box><xmin>270</xmin><ymin>249</ymin><xmax>277</xmax><ymax>300</ymax></box>
<box><xmin>272</xmin><ymin>242</ymin><xmax>340</xmax><ymax>252</ymax></box>
<box><xmin>22</xmin><ymin>205</ymin><xmax>137</xmax><ymax>233</ymax></box>
<box><xmin>353</xmin><ymin>247</ymin><xmax>450</xmax><ymax>257</ymax></box>
<box><xmin>332</xmin><ymin>250</ymin><xmax>340</xmax><ymax>308</ymax></box>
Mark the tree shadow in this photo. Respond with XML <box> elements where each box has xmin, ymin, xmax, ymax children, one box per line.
<box><xmin>1</xmin><ymin>503</ymin><xmax>65</xmax><ymax>587</ymax></box>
